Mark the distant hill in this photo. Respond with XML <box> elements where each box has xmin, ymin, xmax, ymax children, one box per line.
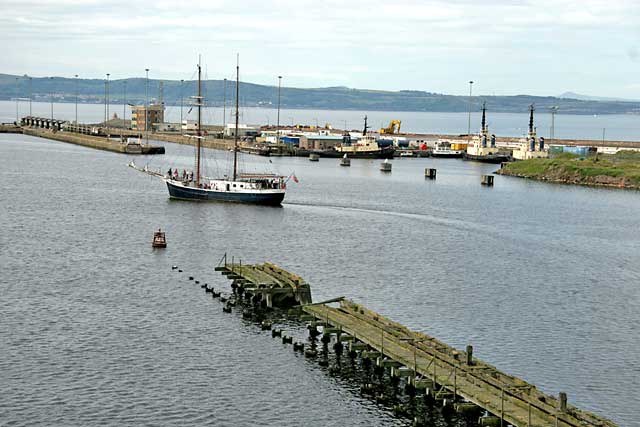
<box><xmin>2</xmin><ymin>73</ymin><xmax>640</xmax><ymax>115</ymax></box>
<box><xmin>558</xmin><ymin>91</ymin><xmax>640</xmax><ymax>103</ymax></box>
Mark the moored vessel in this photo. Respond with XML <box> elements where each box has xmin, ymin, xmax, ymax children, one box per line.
<box><xmin>430</xmin><ymin>140</ymin><xmax>464</xmax><ymax>158</ymax></box>
<box><xmin>512</xmin><ymin>104</ymin><xmax>549</xmax><ymax>160</ymax></box>
<box><xmin>328</xmin><ymin>116</ymin><xmax>395</xmax><ymax>159</ymax></box>
<box><xmin>464</xmin><ymin>103</ymin><xmax>511</xmax><ymax>164</ymax></box>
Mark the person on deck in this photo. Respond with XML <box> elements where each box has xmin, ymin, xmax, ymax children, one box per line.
<box><xmin>167</xmin><ymin>168</ymin><xmax>172</xmax><ymax>179</ymax></box>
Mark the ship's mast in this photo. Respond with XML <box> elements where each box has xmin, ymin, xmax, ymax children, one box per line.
<box><xmin>528</xmin><ymin>104</ymin><xmax>535</xmax><ymax>135</ymax></box>
<box><xmin>481</xmin><ymin>102</ymin><xmax>486</xmax><ymax>133</ymax></box>
<box><xmin>233</xmin><ymin>54</ymin><xmax>239</xmax><ymax>182</ymax></box>
<box><xmin>196</xmin><ymin>57</ymin><xmax>202</xmax><ymax>186</ymax></box>
<box><xmin>363</xmin><ymin>115</ymin><xmax>368</xmax><ymax>136</ymax></box>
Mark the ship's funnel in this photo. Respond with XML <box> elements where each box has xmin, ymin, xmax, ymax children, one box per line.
<box><xmin>482</xmin><ymin>134</ymin><xmax>487</xmax><ymax>148</ymax></box>
<box><xmin>539</xmin><ymin>137</ymin><xmax>545</xmax><ymax>151</ymax></box>
<box><xmin>490</xmin><ymin>134</ymin><xmax>496</xmax><ymax>148</ymax></box>
<box><xmin>529</xmin><ymin>137</ymin><xmax>536</xmax><ymax>152</ymax></box>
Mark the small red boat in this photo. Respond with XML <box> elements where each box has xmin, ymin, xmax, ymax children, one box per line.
<box><xmin>152</xmin><ymin>229</ymin><xmax>167</xmax><ymax>248</ymax></box>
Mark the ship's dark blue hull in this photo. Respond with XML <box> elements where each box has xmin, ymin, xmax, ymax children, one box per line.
<box><xmin>166</xmin><ymin>181</ymin><xmax>285</xmax><ymax>206</ymax></box>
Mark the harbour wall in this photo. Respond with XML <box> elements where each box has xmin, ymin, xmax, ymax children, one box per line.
<box><xmin>22</xmin><ymin>128</ymin><xmax>164</xmax><ymax>154</ymax></box>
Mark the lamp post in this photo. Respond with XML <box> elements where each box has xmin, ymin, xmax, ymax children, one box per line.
<box><xmin>28</xmin><ymin>76</ymin><xmax>32</xmax><ymax>116</ymax></box>
<box><xmin>549</xmin><ymin>106</ymin><xmax>558</xmax><ymax>143</ymax></box>
<box><xmin>223</xmin><ymin>78</ymin><xmax>227</xmax><ymax>138</ymax></box>
<box><xmin>467</xmin><ymin>80</ymin><xmax>474</xmax><ymax>138</ymax></box>
<box><xmin>74</xmin><ymin>74</ymin><xmax>78</xmax><ymax>124</ymax></box>
<box><xmin>123</xmin><ymin>80</ymin><xmax>127</xmax><ymax>128</ymax></box>
<box><xmin>15</xmin><ymin>77</ymin><xmax>19</xmax><ymax>124</ymax></box>
<box><xmin>180</xmin><ymin>79</ymin><xmax>184</xmax><ymax>128</ymax></box>
<box><xmin>145</xmin><ymin>68</ymin><xmax>149</xmax><ymax>136</ymax></box>
<box><xmin>103</xmin><ymin>81</ymin><xmax>107</xmax><ymax>124</ymax></box>
<box><xmin>50</xmin><ymin>77</ymin><xmax>54</xmax><ymax>122</ymax></box>
<box><xmin>106</xmin><ymin>73</ymin><xmax>110</xmax><ymax>125</ymax></box>
<box><xmin>277</xmin><ymin>76</ymin><xmax>282</xmax><ymax>144</ymax></box>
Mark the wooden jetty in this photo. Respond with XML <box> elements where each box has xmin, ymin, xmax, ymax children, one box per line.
<box><xmin>301</xmin><ymin>299</ymin><xmax>616</xmax><ymax>427</ymax></box>
<box><xmin>215</xmin><ymin>258</ymin><xmax>311</xmax><ymax>308</ymax></box>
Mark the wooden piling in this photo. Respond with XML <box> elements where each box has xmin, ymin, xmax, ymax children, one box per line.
<box><xmin>425</xmin><ymin>168</ymin><xmax>437</xmax><ymax>179</ymax></box>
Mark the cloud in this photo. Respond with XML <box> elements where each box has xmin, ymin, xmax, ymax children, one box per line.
<box><xmin>1</xmin><ymin>0</ymin><xmax>640</xmax><ymax>97</ymax></box>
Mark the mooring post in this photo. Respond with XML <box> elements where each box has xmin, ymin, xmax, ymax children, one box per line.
<box><xmin>466</xmin><ymin>344</ymin><xmax>473</xmax><ymax>365</ymax></box>
<box><xmin>501</xmin><ymin>386</ymin><xmax>504</xmax><ymax>427</ymax></box>
<box><xmin>454</xmin><ymin>366</ymin><xmax>457</xmax><ymax>400</ymax></box>
<box><xmin>432</xmin><ymin>354</ymin><xmax>436</xmax><ymax>386</ymax></box>
<box><xmin>559</xmin><ymin>392</ymin><xmax>567</xmax><ymax>412</ymax></box>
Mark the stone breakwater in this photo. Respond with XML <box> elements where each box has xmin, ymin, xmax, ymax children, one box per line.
<box><xmin>20</xmin><ymin>128</ymin><xmax>164</xmax><ymax>154</ymax></box>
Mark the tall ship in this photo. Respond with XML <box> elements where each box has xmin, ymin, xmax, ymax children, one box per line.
<box><xmin>320</xmin><ymin>116</ymin><xmax>395</xmax><ymax>159</ymax></box>
<box><xmin>132</xmin><ymin>58</ymin><xmax>287</xmax><ymax>206</ymax></box>
<box><xmin>464</xmin><ymin>103</ymin><xmax>511</xmax><ymax>164</ymax></box>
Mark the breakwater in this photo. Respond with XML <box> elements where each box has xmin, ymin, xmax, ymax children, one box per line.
<box><xmin>21</xmin><ymin>127</ymin><xmax>164</xmax><ymax>154</ymax></box>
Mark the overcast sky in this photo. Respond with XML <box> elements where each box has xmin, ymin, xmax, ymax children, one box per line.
<box><xmin>2</xmin><ymin>0</ymin><xmax>639</xmax><ymax>97</ymax></box>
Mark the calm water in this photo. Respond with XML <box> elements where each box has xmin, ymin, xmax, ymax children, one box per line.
<box><xmin>1</xmin><ymin>133</ymin><xmax>639</xmax><ymax>426</ymax></box>
<box><xmin>1</xmin><ymin>100</ymin><xmax>639</xmax><ymax>142</ymax></box>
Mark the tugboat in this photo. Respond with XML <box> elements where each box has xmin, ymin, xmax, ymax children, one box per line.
<box><xmin>463</xmin><ymin>103</ymin><xmax>511</xmax><ymax>164</ymax></box>
<box><xmin>512</xmin><ymin>104</ymin><xmax>549</xmax><ymax>160</ymax></box>
<box><xmin>327</xmin><ymin>116</ymin><xmax>395</xmax><ymax>159</ymax></box>
<box><xmin>152</xmin><ymin>229</ymin><xmax>167</xmax><ymax>248</ymax></box>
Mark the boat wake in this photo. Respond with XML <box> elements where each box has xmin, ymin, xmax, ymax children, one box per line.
<box><xmin>283</xmin><ymin>200</ymin><xmax>496</xmax><ymax>235</ymax></box>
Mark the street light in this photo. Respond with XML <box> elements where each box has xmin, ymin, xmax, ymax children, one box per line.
<box><xmin>123</xmin><ymin>80</ymin><xmax>127</xmax><ymax>128</ymax></box>
<box><xmin>106</xmin><ymin>73</ymin><xmax>110</xmax><ymax>125</ymax></box>
<box><xmin>145</xmin><ymin>68</ymin><xmax>149</xmax><ymax>136</ymax></box>
<box><xmin>223</xmin><ymin>78</ymin><xmax>227</xmax><ymax>129</ymax></box>
<box><xmin>180</xmin><ymin>79</ymin><xmax>184</xmax><ymax>127</ymax></box>
<box><xmin>50</xmin><ymin>77</ymin><xmax>54</xmax><ymax>123</ymax></box>
<box><xmin>277</xmin><ymin>76</ymin><xmax>282</xmax><ymax>144</ymax></box>
<box><xmin>74</xmin><ymin>74</ymin><xmax>78</xmax><ymax>124</ymax></box>
<box><xmin>467</xmin><ymin>80</ymin><xmax>474</xmax><ymax>138</ymax></box>
<box><xmin>15</xmin><ymin>77</ymin><xmax>19</xmax><ymax>124</ymax></box>
<box><xmin>549</xmin><ymin>106</ymin><xmax>558</xmax><ymax>143</ymax></box>
<box><xmin>28</xmin><ymin>76</ymin><xmax>32</xmax><ymax>116</ymax></box>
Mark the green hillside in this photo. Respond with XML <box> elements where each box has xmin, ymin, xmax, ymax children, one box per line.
<box><xmin>2</xmin><ymin>73</ymin><xmax>640</xmax><ymax>115</ymax></box>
